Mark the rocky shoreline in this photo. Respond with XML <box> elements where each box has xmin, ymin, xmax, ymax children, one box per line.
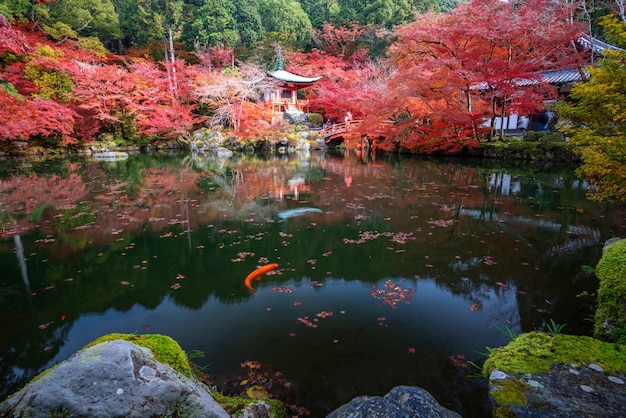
<box><xmin>0</xmin><ymin>127</ymin><xmax>580</xmax><ymax>163</ymax></box>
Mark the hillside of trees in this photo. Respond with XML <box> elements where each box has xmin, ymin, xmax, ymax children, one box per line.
<box><xmin>1</xmin><ymin>0</ymin><xmax>625</xmax><ymax>200</ymax></box>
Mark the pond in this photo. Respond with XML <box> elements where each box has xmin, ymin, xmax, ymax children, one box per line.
<box><xmin>0</xmin><ymin>150</ymin><xmax>624</xmax><ymax>417</ymax></box>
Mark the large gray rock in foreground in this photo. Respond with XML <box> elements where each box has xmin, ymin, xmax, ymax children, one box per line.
<box><xmin>0</xmin><ymin>340</ymin><xmax>229</xmax><ymax>418</ymax></box>
<box><xmin>327</xmin><ymin>385</ymin><xmax>461</xmax><ymax>418</ymax></box>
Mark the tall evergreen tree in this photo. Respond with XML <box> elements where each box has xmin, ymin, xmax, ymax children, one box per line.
<box><xmin>258</xmin><ymin>0</ymin><xmax>313</xmax><ymax>49</ymax></box>
<box><xmin>233</xmin><ymin>0</ymin><xmax>265</xmax><ymax>47</ymax></box>
<box><xmin>182</xmin><ymin>0</ymin><xmax>238</xmax><ymax>48</ymax></box>
<box><xmin>113</xmin><ymin>0</ymin><xmax>164</xmax><ymax>49</ymax></box>
<box><xmin>33</xmin><ymin>0</ymin><xmax>122</xmax><ymax>45</ymax></box>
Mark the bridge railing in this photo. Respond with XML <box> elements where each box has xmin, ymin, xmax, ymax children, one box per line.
<box><xmin>320</xmin><ymin>120</ymin><xmax>361</xmax><ymax>138</ymax></box>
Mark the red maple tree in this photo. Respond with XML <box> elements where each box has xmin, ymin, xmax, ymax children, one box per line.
<box><xmin>363</xmin><ymin>0</ymin><xmax>586</xmax><ymax>152</ymax></box>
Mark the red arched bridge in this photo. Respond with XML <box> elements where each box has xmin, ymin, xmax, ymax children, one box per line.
<box><xmin>320</xmin><ymin>120</ymin><xmax>393</xmax><ymax>146</ymax></box>
<box><xmin>319</xmin><ymin>120</ymin><xmax>362</xmax><ymax>145</ymax></box>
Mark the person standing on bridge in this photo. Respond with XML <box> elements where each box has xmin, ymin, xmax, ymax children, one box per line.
<box><xmin>344</xmin><ymin>111</ymin><xmax>353</xmax><ymax>123</ymax></box>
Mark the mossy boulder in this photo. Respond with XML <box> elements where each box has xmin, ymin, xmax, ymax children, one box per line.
<box><xmin>0</xmin><ymin>338</ymin><xmax>229</xmax><ymax>417</ymax></box>
<box><xmin>484</xmin><ymin>332</ymin><xmax>626</xmax><ymax>376</ymax></box>
<box><xmin>594</xmin><ymin>239</ymin><xmax>626</xmax><ymax>342</ymax></box>
<box><xmin>0</xmin><ymin>334</ymin><xmax>292</xmax><ymax>417</ymax></box>
<box><xmin>483</xmin><ymin>332</ymin><xmax>626</xmax><ymax>417</ymax></box>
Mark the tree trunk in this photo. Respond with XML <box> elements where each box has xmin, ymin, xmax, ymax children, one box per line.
<box><xmin>168</xmin><ymin>25</ymin><xmax>178</xmax><ymax>98</ymax></box>
<box><xmin>164</xmin><ymin>39</ymin><xmax>173</xmax><ymax>93</ymax></box>
<box><xmin>499</xmin><ymin>101</ymin><xmax>506</xmax><ymax>140</ymax></box>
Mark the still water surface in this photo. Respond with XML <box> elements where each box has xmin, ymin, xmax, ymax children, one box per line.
<box><xmin>0</xmin><ymin>151</ymin><xmax>624</xmax><ymax>416</ymax></box>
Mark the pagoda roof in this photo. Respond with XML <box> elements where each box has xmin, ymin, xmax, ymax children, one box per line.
<box><xmin>267</xmin><ymin>45</ymin><xmax>322</xmax><ymax>85</ymax></box>
<box><xmin>268</xmin><ymin>69</ymin><xmax>322</xmax><ymax>84</ymax></box>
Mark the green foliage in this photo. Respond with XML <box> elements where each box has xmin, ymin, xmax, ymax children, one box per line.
<box><xmin>182</xmin><ymin>0</ymin><xmax>238</xmax><ymax>48</ymax></box>
<box><xmin>23</xmin><ymin>46</ymin><xmax>74</xmax><ymax>101</ymax></box>
<box><xmin>24</xmin><ymin>64</ymin><xmax>73</xmax><ymax>101</ymax></box>
<box><xmin>114</xmin><ymin>0</ymin><xmax>165</xmax><ymax>48</ymax></box>
<box><xmin>78</xmin><ymin>36</ymin><xmax>109</xmax><ymax>57</ymax></box>
<box><xmin>110</xmin><ymin>111</ymin><xmax>142</xmax><ymax>144</ymax></box>
<box><xmin>314</xmin><ymin>0</ymin><xmax>424</xmax><ymax>28</ymax></box>
<box><xmin>258</xmin><ymin>0</ymin><xmax>312</xmax><ymax>49</ymax></box>
<box><xmin>210</xmin><ymin>391</ymin><xmax>289</xmax><ymax>418</ymax></box>
<box><xmin>42</xmin><ymin>21</ymin><xmax>80</xmax><ymax>42</ymax></box>
<box><xmin>523</xmin><ymin>131</ymin><xmax>543</xmax><ymax>142</ymax></box>
<box><xmin>490</xmin><ymin>379</ymin><xmax>529</xmax><ymax>407</ymax></box>
<box><xmin>35</xmin><ymin>0</ymin><xmax>122</xmax><ymax>44</ymax></box>
<box><xmin>0</xmin><ymin>79</ymin><xmax>22</xmax><ymax>99</ymax></box>
<box><xmin>233</xmin><ymin>0</ymin><xmax>265</xmax><ymax>47</ymax></box>
<box><xmin>0</xmin><ymin>0</ymin><xmax>32</xmax><ymax>22</ymax></box>
<box><xmin>545</xmin><ymin>319</ymin><xmax>566</xmax><ymax>335</ymax></box>
<box><xmin>594</xmin><ymin>239</ymin><xmax>626</xmax><ymax>341</ymax></box>
<box><xmin>307</xmin><ymin>112</ymin><xmax>324</xmax><ymax>126</ymax></box>
<box><xmin>495</xmin><ymin>325</ymin><xmax>519</xmax><ymax>340</ymax></box>
<box><xmin>581</xmin><ymin>264</ymin><xmax>596</xmax><ymax>273</ymax></box>
<box><xmin>187</xmin><ymin>349</ymin><xmax>212</xmax><ymax>372</ymax></box>
<box><xmin>483</xmin><ymin>332</ymin><xmax>626</xmax><ymax>377</ymax></box>
<box><xmin>557</xmin><ymin>16</ymin><xmax>626</xmax><ymax>202</ymax></box>
<box><xmin>600</xmin><ymin>14</ymin><xmax>626</xmax><ymax>49</ymax></box>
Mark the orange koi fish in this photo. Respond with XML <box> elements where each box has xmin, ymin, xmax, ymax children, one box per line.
<box><xmin>244</xmin><ymin>263</ymin><xmax>278</xmax><ymax>292</ymax></box>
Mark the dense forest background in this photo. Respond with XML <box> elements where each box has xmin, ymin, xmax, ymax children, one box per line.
<box><xmin>0</xmin><ymin>0</ymin><xmax>461</xmax><ymax>55</ymax></box>
<box><xmin>1</xmin><ymin>0</ymin><xmax>625</xmax><ymax>201</ymax></box>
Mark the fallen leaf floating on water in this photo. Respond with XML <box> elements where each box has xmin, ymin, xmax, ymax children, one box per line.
<box><xmin>272</xmin><ymin>287</ymin><xmax>296</xmax><ymax>293</ymax></box>
<box><xmin>449</xmin><ymin>354</ymin><xmax>467</xmax><ymax>368</ymax></box>
<box><xmin>38</xmin><ymin>321</ymin><xmax>54</xmax><ymax>329</ymax></box>
<box><xmin>470</xmin><ymin>303</ymin><xmax>481</xmax><ymax>311</ymax></box>
<box><xmin>426</xmin><ymin>219</ymin><xmax>457</xmax><ymax>227</ymax></box>
<box><xmin>407</xmin><ymin>347</ymin><xmax>416</xmax><ymax>354</ymax></box>
<box><xmin>170</xmin><ymin>283</ymin><xmax>181</xmax><ymax>290</ymax></box>
<box><xmin>296</xmin><ymin>317</ymin><xmax>317</xmax><ymax>328</ymax></box>
<box><xmin>369</xmin><ymin>280</ymin><xmax>416</xmax><ymax>309</ymax></box>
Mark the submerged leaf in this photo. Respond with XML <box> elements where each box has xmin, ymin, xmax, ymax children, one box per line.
<box><xmin>247</xmin><ymin>385</ymin><xmax>269</xmax><ymax>399</ymax></box>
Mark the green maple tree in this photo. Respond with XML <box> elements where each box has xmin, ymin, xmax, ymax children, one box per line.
<box><xmin>558</xmin><ymin>14</ymin><xmax>626</xmax><ymax>202</ymax></box>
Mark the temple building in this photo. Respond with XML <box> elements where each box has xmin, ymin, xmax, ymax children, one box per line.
<box><xmin>264</xmin><ymin>47</ymin><xmax>322</xmax><ymax>114</ymax></box>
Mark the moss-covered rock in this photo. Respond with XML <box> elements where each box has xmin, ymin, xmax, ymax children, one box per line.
<box><xmin>484</xmin><ymin>332</ymin><xmax>626</xmax><ymax>417</ymax></box>
<box><xmin>594</xmin><ymin>239</ymin><xmax>626</xmax><ymax>342</ymax></box>
<box><xmin>84</xmin><ymin>333</ymin><xmax>193</xmax><ymax>378</ymax></box>
<box><xmin>83</xmin><ymin>334</ymin><xmax>289</xmax><ymax>417</ymax></box>
<box><xmin>484</xmin><ymin>332</ymin><xmax>626</xmax><ymax>376</ymax></box>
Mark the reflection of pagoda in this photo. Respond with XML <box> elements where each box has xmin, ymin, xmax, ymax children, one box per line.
<box><xmin>265</xmin><ymin>46</ymin><xmax>322</xmax><ymax>114</ymax></box>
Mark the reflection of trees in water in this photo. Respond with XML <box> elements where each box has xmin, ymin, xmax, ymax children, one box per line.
<box><xmin>0</xmin><ymin>152</ymin><xmax>622</xmax><ymax>402</ymax></box>
<box><xmin>0</xmin><ymin>314</ymin><xmax>70</xmax><ymax>401</ymax></box>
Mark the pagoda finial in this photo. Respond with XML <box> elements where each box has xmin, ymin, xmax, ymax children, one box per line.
<box><xmin>275</xmin><ymin>46</ymin><xmax>284</xmax><ymax>71</ymax></box>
